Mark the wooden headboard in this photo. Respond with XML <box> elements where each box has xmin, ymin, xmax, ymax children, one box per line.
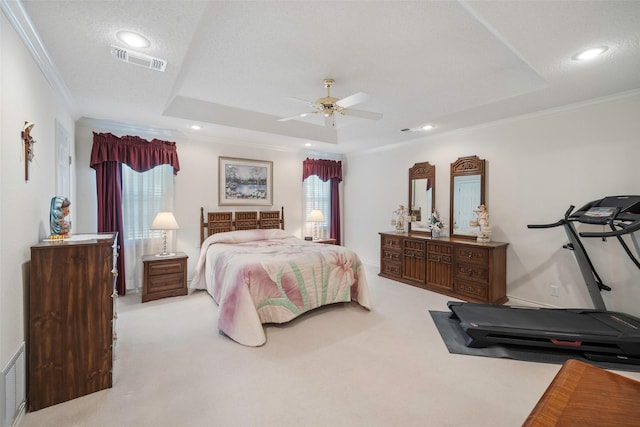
<box><xmin>200</xmin><ymin>207</ymin><xmax>285</xmax><ymax>245</ymax></box>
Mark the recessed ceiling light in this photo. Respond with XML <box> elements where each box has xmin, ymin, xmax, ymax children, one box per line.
<box><xmin>116</xmin><ymin>31</ymin><xmax>150</xmax><ymax>48</ymax></box>
<box><xmin>305</xmin><ymin>143</ymin><xmax>312</xmax><ymax>147</ymax></box>
<box><xmin>572</xmin><ymin>46</ymin><xmax>608</xmax><ymax>61</ymax></box>
<box><xmin>190</xmin><ymin>125</ymin><xmax>201</xmax><ymax>130</ymax></box>
<box><xmin>422</xmin><ymin>124</ymin><xmax>435</xmax><ymax>131</ymax></box>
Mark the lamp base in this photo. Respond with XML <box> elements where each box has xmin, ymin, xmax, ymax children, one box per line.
<box><xmin>155</xmin><ymin>252</ymin><xmax>175</xmax><ymax>257</ymax></box>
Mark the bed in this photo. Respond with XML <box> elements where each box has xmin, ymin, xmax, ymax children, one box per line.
<box><xmin>190</xmin><ymin>208</ymin><xmax>371</xmax><ymax>346</ymax></box>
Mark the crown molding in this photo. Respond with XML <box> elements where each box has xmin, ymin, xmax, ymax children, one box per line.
<box><xmin>1</xmin><ymin>0</ymin><xmax>79</xmax><ymax>118</ymax></box>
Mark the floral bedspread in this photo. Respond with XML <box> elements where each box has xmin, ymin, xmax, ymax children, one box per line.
<box><xmin>190</xmin><ymin>229</ymin><xmax>371</xmax><ymax>346</ymax></box>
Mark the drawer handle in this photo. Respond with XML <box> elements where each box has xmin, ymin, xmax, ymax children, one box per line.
<box><xmin>467</xmin><ymin>268</ymin><xmax>473</xmax><ymax>276</ymax></box>
<box><xmin>467</xmin><ymin>253</ymin><xmax>473</xmax><ymax>259</ymax></box>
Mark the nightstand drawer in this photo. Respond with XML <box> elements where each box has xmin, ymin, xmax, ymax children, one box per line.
<box><xmin>148</xmin><ymin>260</ymin><xmax>184</xmax><ymax>276</ymax></box>
<box><xmin>148</xmin><ymin>272</ymin><xmax>185</xmax><ymax>293</ymax></box>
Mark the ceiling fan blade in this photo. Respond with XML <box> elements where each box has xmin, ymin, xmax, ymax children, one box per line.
<box><xmin>342</xmin><ymin>108</ymin><xmax>383</xmax><ymax>120</ymax></box>
<box><xmin>277</xmin><ymin>111</ymin><xmax>316</xmax><ymax>122</ymax></box>
<box><xmin>286</xmin><ymin>97</ymin><xmax>317</xmax><ymax>107</ymax></box>
<box><xmin>336</xmin><ymin>92</ymin><xmax>369</xmax><ymax>108</ymax></box>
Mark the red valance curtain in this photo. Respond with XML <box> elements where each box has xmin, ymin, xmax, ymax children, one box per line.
<box><xmin>90</xmin><ymin>133</ymin><xmax>180</xmax><ymax>174</ymax></box>
<box><xmin>302</xmin><ymin>158</ymin><xmax>342</xmax><ymax>245</ymax></box>
<box><xmin>90</xmin><ymin>132</ymin><xmax>180</xmax><ymax>295</ymax></box>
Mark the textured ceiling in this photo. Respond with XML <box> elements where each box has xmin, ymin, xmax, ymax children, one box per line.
<box><xmin>13</xmin><ymin>0</ymin><xmax>640</xmax><ymax>154</ymax></box>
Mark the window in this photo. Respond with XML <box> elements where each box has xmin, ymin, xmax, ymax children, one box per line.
<box><xmin>121</xmin><ymin>164</ymin><xmax>175</xmax><ymax>291</ymax></box>
<box><xmin>122</xmin><ymin>164</ymin><xmax>174</xmax><ymax>240</ymax></box>
<box><xmin>303</xmin><ymin>175</ymin><xmax>330</xmax><ymax>239</ymax></box>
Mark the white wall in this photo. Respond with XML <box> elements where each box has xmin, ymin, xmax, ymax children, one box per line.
<box><xmin>345</xmin><ymin>92</ymin><xmax>640</xmax><ymax>316</ymax></box>
<box><xmin>0</xmin><ymin>13</ymin><xmax>75</xmax><ymax>366</ymax></box>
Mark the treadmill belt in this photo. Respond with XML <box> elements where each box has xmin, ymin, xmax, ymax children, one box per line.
<box><xmin>453</xmin><ymin>305</ymin><xmax>625</xmax><ymax>337</ymax></box>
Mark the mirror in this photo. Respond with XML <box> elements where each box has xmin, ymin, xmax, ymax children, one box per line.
<box><xmin>450</xmin><ymin>156</ymin><xmax>485</xmax><ymax>239</ymax></box>
<box><xmin>408</xmin><ymin>162</ymin><xmax>435</xmax><ymax>234</ymax></box>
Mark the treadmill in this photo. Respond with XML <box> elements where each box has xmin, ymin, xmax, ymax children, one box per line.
<box><xmin>448</xmin><ymin>195</ymin><xmax>640</xmax><ymax>364</ymax></box>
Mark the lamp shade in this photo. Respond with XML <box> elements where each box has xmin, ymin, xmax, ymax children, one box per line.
<box><xmin>150</xmin><ymin>212</ymin><xmax>180</xmax><ymax>230</ymax></box>
<box><xmin>307</xmin><ymin>210</ymin><xmax>324</xmax><ymax>222</ymax></box>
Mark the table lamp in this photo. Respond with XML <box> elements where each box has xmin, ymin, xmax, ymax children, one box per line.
<box><xmin>150</xmin><ymin>212</ymin><xmax>179</xmax><ymax>257</ymax></box>
<box><xmin>307</xmin><ymin>209</ymin><xmax>325</xmax><ymax>240</ymax></box>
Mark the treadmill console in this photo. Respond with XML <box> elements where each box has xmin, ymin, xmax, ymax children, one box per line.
<box><xmin>573</xmin><ymin>195</ymin><xmax>640</xmax><ymax>223</ymax></box>
<box><xmin>579</xmin><ymin>207</ymin><xmax>618</xmax><ymax>224</ymax></box>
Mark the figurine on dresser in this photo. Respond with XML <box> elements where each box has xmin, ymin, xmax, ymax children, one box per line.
<box><xmin>474</xmin><ymin>204</ymin><xmax>492</xmax><ymax>242</ymax></box>
<box><xmin>391</xmin><ymin>204</ymin><xmax>408</xmax><ymax>233</ymax></box>
<box><xmin>50</xmin><ymin>196</ymin><xmax>71</xmax><ymax>237</ymax></box>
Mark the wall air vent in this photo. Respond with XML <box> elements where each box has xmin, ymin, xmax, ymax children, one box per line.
<box><xmin>110</xmin><ymin>46</ymin><xmax>167</xmax><ymax>72</ymax></box>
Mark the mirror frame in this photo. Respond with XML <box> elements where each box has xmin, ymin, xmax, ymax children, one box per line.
<box><xmin>408</xmin><ymin>161</ymin><xmax>436</xmax><ymax>234</ymax></box>
<box><xmin>450</xmin><ymin>155</ymin><xmax>485</xmax><ymax>239</ymax></box>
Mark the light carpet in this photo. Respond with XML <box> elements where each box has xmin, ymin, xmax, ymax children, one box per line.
<box><xmin>19</xmin><ymin>265</ymin><xmax>640</xmax><ymax>427</ymax></box>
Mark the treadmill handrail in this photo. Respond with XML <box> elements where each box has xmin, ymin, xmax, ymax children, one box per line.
<box><xmin>527</xmin><ymin>219</ymin><xmax>565</xmax><ymax>229</ymax></box>
<box><xmin>527</xmin><ymin>205</ymin><xmax>575</xmax><ymax>229</ymax></box>
<box><xmin>580</xmin><ymin>219</ymin><xmax>640</xmax><ymax>238</ymax></box>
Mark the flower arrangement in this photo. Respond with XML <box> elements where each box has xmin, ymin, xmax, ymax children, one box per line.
<box><xmin>428</xmin><ymin>209</ymin><xmax>444</xmax><ymax>232</ymax></box>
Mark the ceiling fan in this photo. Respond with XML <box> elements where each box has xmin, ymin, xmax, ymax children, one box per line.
<box><xmin>277</xmin><ymin>78</ymin><xmax>383</xmax><ymax>127</ymax></box>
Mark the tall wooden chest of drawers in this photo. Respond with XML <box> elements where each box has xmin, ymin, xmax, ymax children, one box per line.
<box><xmin>29</xmin><ymin>234</ymin><xmax>117</xmax><ymax>411</ymax></box>
<box><xmin>379</xmin><ymin>232</ymin><xmax>508</xmax><ymax>304</ymax></box>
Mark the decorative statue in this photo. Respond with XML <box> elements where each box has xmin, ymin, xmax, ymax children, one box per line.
<box><xmin>50</xmin><ymin>196</ymin><xmax>71</xmax><ymax>237</ymax></box>
<box><xmin>392</xmin><ymin>204</ymin><xmax>408</xmax><ymax>233</ymax></box>
<box><xmin>474</xmin><ymin>204</ymin><xmax>492</xmax><ymax>242</ymax></box>
<box><xmin>428</xmin><ymin>209</ymin><xmax>444</xmax><ymax>237</ymax></box>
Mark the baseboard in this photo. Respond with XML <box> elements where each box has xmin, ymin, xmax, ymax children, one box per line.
<box><xmin>506</xmin><ymin>295</ymin><xmax>559</xmax><ymax>308</ymax></box>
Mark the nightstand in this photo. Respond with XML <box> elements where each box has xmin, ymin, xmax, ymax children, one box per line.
<box><xmin>313</xmin><ymin>238</ymin><xmax>336</xmax><ymax>245</ymax></box>
<box><xmin>142</xmin><ymin>252</ymin><xmax>188</xmax><ymax>303</ymax></box>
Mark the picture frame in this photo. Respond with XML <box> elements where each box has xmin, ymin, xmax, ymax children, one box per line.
<box><xmin>219</xmin><ymin>157</ymin><xmax>273</xmax><ymax>206</ymax></box>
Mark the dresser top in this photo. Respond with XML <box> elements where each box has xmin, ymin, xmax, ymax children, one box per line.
<box><xmin>32</xmin><ymin>233</ymin><xmax>116</xmax><ymax>248</ymax></box>
<box><xmin>379</xmin><ymin>231</ymin><xmax>508</xmax><ymax>248</ymax></box>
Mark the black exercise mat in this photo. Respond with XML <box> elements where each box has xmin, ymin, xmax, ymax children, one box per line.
<box><xmin>429</xmin><ymin>310</ymin><xmax>640</xmax><ymax>373</ymax></box>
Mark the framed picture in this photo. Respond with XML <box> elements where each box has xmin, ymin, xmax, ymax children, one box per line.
<box><xmin>219</xmin><ymin>157</ymin><xmax>273</xmax><ymax>206</ymax></box>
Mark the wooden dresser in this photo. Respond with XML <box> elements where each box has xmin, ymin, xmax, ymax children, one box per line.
<box><xmin>29</xmin><ymin>234</ymin><xmax>118</xmax><ymax>411</ymax></box>
<box><xmin>379</xmin><ymin>232</ymin><xmax>508</xmax><ymax>303</ymax></box>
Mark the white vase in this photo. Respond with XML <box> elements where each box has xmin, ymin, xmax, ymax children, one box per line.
<box><xmin>432</xmin><ymin>229</ymin><xmax>440</xmax><ymax>238</ymax></box>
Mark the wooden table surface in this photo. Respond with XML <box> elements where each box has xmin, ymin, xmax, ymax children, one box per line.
<box><xmin>523</xmin><ymin>359</ymin><xmax>640</xmax><ymax>426</ymax></box>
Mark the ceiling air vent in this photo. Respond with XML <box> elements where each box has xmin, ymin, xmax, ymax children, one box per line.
<box><xmin>110</xmin><ymin>46</ymin><xmax>167</xmax><ymax>72</ymax></box>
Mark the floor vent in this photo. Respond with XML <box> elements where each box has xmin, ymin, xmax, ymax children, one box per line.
<box><xmin>2</xmin><ymin>343</ymin><xmax>25</xmax><ymax>427</ymax></box>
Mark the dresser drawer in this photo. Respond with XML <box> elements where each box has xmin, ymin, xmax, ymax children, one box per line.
<box><xmin>381</xmin><ymin>260</ymin><xmax>402</xmax><ymax>277</ymax></box>
<box><xmin>455</xmin><ymin>246</ymin><xmax>489</xmax><ymax>266</ymax></box>
<box><xmin>382</xmin><ymin>249</ymin><xmax>401</xmax><ymax>263</ymax></box>
<box><xmin>382</xmin><ymin>234</ymin><xmax>402</xmax><ymax>250</ymax></box>
<box><xmin>454</xmin><ymin>263</ymin><xmax>489</xmax><ymax>284</ymax></box>
<box><xmin>454</xmin><ymin>279</ymin><xmax>489</xmax><ymax>301</ymax></box>
<box><xmin>147</xmin><ymin>260</ymin><xmax>184</xmax><ymax>276</ymax></box>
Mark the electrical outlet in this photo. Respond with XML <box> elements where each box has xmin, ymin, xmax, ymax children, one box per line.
<box><xmin>551</xmin><ymin>285</ymin><xmax>560</xmax><ymax>297</ymax></box>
